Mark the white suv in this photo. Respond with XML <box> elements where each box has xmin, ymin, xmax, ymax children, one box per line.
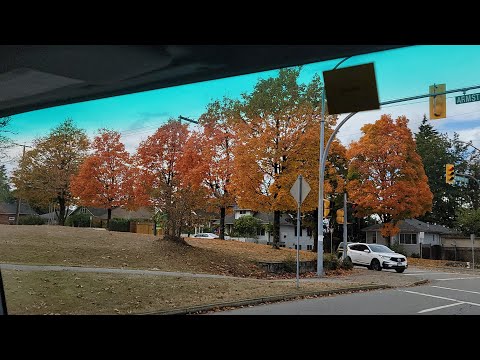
<box><xmin>340</xmin><ymin>242</ymin><xmax>408</xmax><ymax>273</ymax></box>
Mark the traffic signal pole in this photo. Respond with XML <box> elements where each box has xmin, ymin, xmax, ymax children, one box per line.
<box><xmin>317</xmin><ymin>82</ymin><xmax>480</xmax><ymax>277</ymax></box>
<box><xmin>343</xmin><ymin>192</ymin><xmax>347</xmax><ymax>260</ymax></box>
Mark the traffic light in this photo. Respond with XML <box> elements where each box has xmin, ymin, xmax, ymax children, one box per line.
<box><xmin>336</xmin><ymin>209</ymin><xmax>344</xmax><ymax>224</ymax></box>
<box><xmin>429</xmin><ymin>84</ymin><xmax>446</xmax><ymax>120</ymax></box>
<box><xmin>445</xmin><ymin>164</ymin><xmax>455</xmax><ymax>184</ymax></box>
<box><xmin>323</xmin><ymin>199</ymin><xmax>331</xmax><ymax>217</ymax></box>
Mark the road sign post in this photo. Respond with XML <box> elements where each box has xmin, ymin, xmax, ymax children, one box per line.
<box><xmin>471</xmin><ymin>234</ymin><xmax>475</xmax><ymax>271</ymax></box>
<box><xmin>419</xmin><ymin>232</ymin><xmax>424</xmax><ymax>259</ymax></box>
<box><xmin>290</xmin><ymin>175</ymin><xmax>310</xmax><ymax>289</ymax></box>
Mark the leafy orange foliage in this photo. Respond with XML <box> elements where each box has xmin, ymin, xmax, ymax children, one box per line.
<box><xmin>130</xmin><ymin>120</ymin><xmax>206</xmax><ymax>238</ymax></box>
<box><xmin>230</xmin><ymin>68</ymin><xmax>346</xmax><ymax>213</ymax></box>
<box><xmin>347</xmin><ymin>115</ymin><xmax>433</xmax><ymax>238</ymax></box>
<box><xmin>70</xmin><ymin>129</ymin><xmax>131</xmax><ymax>214</ymax></box>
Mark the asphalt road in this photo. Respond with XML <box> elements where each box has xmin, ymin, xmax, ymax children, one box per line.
<box><xmin>214</xmin><ymin>267</ymin><xmax>480</xmax><ymax>315</ymax></box>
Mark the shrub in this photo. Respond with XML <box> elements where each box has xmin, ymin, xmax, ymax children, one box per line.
<box><xmin>108</xmin><ymin>218</ymin><xmax>130</xmax><ymax>232</ymax></box>
<box><xmin>340</xmin><ymin>257</ymin><xmax>354</xmax><ymax>270</ymax></box>
<box><xmin>233</xmin><ymin>215</ymin><xmax>263</xmax><ymax>238</ymax></box>
<box><xmin>323</xmin><ymin>253</ymin><xmax>340</xmax><ymax>271</ymax></box>
<box><xmin>390</xmin><ymin>242</ymin><xmax>407</xmax><ymax>256</ymax></box>
<box><xmin>283</xmin><ymin>253</ymin><xmax>296</xmax><ymax>273</ymax></box>
<box><xmin>410</xmin><ymin>252</ymin><xmax>420</xmax><ymax>258</ymax></box>
<box><xmin>65</xmin><ymin>213</ymin><xmax>91</xmax><ymax>227</ymax></box>
<box><xmin>19</xmin><ymin>215</ymin><xmax>45</xmax><ymax>225</ymax></box>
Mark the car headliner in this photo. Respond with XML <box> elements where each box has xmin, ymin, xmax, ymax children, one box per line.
<box><xmin>0</xmin><ymin>45</ymin><xmax>409</xmax><ymax>118</ymax></box>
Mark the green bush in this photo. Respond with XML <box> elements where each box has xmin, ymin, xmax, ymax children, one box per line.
<box><xmin>65</xmin><ymin>213</ymin><xmax>91</xmax><ymax>227</ymax></box>
<box><xmin>323</xmin><ymin>253</ymin><xmax>340</xmax><ymax>271</ymax></box>
<box><xmin>108</xmin><ymin>218</ymin><xmax>130</xmax><ymax>232</ymax></box>
<box><xmin>19</xmin><ymin>215</ymin><xmax>45</xmax><ymax>225</ymax></box>
<box><xmin>390</xmin><ymin>242</ymin><xmax>407</xmax><ymax>256</ymax></box>
<box><xmin>340</xmin><ymin>257</ymin><xmax>354</xmax><ymax>270</ymax></box>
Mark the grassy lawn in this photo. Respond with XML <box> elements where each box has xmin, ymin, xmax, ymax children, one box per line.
<box><xmin>0</xmin><ymin>225</ymin><xmax>340</xmax><ymax>314</ymax></box>
<box><xmin>2</xmin><ymin>269</ymin><xmax>361</xmax><ymax>315</ymax></box>
<box><xmin>0</xmin><ymin>225</ymin><xmax>316</xmax><ymax>278</ymax></box>
<box><xmin>0</xmin><ymin>225</ymin><xmax>446</xmax><ymax>314</ymax></box>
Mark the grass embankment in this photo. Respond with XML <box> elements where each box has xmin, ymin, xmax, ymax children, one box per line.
<box><xmin>0</xmin><ymin>225</ymin><xmax>349</xmax><ymax>314</ymax></box>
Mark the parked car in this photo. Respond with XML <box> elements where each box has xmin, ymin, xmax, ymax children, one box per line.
<box><xmin>192</xmin><ymin>233</ymin><xmax>219</xmax><ymax>239</ymax></box>
<box><xmin>338</xmin><ymin>242</ymin><xmax>407</xmax><ymax>273</ymax></box>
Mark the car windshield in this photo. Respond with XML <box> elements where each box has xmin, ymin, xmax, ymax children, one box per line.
<box><xmin>368</xmin><ymin>244</ymin><xmax>394</xmax><ymax>253</ymax></box>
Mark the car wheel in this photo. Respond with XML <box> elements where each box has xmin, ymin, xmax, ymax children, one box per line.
<box><xmin>371</xmin><ymin>259</ymin><xmax>382</xmax><ymax>271</ymax></box>
<box><xmin>395</xmin><ymin>268</ymin><xmax>405</xmax><ymax>273</ymax></box>
<box><xmin>346</xmin><ymin>256</ymin><xmax>352</xmax><ymax>264</ymax></box>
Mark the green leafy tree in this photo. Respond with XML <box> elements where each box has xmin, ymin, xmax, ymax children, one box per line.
<box><xmin>455</xmin><ymin>208</ymin><xmax>480</xmax><ymax>236</ymax></box>
<box><xmin>233</xmin><ymin>215</ymin><xmax>263</xmax><ymax>238</ymax></box>
<box><xmin>12</xmin><ymin>119</ymin><xmax>89</xmax><ymax>225</ymax></box>
<box><xmin>415</xmin><ymin>115</ymin><xmax>462</xmax><ymax>227</ymax></box>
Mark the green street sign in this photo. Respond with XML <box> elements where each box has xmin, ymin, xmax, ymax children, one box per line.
<box><xmin>455</xmin><ymin>93</ymin><xmax>480</xmax><ymax>104</ymax></box>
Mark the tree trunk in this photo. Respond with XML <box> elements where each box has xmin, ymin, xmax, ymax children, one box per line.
<box><xmin>58</xmin><ymin>197</ymin><xmax>66</xmax><ymax>226</ymax></box>
<box><xmin>272</xmin><ymin>210</ymin><xmax>281</xmax><ymax>249</ymax></box>
<box><xmin>107</xmin><ymin>208</ymin><xmax>112</xmax><ymax>229</ymax></box>
<box><xmin>219</xmin><ymin>206</ymin><xmax>226</xmax><ymax>240</ymax></box>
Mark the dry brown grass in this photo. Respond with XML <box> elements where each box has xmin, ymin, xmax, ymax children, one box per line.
<box><xmin>2</xmin><ymin>269</ymin><xmax>361</xmax><ymax>315</ymax></box>
<box><xmin>406</xmin><ymin>257</ymin><xmax>450</xmax><ymax>268</ymax></box>
<box><xmin>0</xmin><ymin>225</ymin><xmax>315</xmax><ymax>278</ymax></box>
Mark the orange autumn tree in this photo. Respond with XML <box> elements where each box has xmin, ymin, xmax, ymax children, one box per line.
<box><xmin>346</xmin><ymin>114</ymin><xmax>433</xmax><ymax>245</ymax></box>
<box><xmin>131</xmin><ymin>120</ymin><xmax>204</xmax><ymax>243</ymax></box>
<box><xmin>183</xmin><ymin>98</ymin><xmax>238</xmax><ymax>240</ymax></box>
<box><xmin>70</xmin><ymin>129</ymin><xmax>131</xmax><ymax>228</ymax></box>
<box><xmin>231</xmin><ymin>67</ymin><xmax>344</xmax><ymax>249</ymax></box>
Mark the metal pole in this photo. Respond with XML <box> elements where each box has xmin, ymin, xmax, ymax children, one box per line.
<box><xmin>15</xmin><ymin>144</ymin><xmax>27</xmax><ymax>225</ymax></box>
<box><xmin>471</xmin><ymin>234</ymin><xmax>475</xmax><ymax>271</ymax></box>
<box><xmin>343</xmin><ymin>192</ymin><xmax>347</xmax><ymax>259</ymax></box>
<box><xmin>0</xmin><ymin>268</ymin><xmax>8</xmax><ymax>315</ymax></box>
<box><xmin>296</xmin><ymin>176</ymin><xmax>302</xmax><ymax>289</ymax></box>
<box><xmin>317</xmin><ymin>89</ymin><xmax>325</xmax><ymax>277</ymax></box>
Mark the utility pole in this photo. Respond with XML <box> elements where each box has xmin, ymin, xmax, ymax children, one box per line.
<box><xmin>14</xmin><ymin>143</ymin><xmax>31</xmax><ymax>225</ymax></box>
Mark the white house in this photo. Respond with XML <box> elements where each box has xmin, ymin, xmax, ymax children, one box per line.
<box><xmin>362</xmin><ymin>219</ymin><xmax>458</xmax><ymax>258</ymax></box>
<box><xmin>217</xmin><ymin>205</ymin><xmax>315</xmax><ymax>250</ymax></box>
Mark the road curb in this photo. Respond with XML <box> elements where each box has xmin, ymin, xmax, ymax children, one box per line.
<box><xmin>141</xmin><ymin>284</ymin><xmax>394</xmax><ymax>315</ymax></box>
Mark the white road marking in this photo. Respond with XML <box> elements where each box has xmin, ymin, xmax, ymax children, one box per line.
<box><xmin>431</xmin><ymin>286</ymin><xmax>480</xmax><ymax>295</ymax></box>
<box><xmin>435</xmin><ymin>276</ymin><xmax>480</xmax><ymax>281</ymax></box>
<box><xmin>399</xmin><ymin>289</ymin><xmax>480</xmax><ymax>307</ymax></box>
<box><xmin>418</xmin><ymin>302</ymin><xmax>465</xmax><ymax>314</ymax></box>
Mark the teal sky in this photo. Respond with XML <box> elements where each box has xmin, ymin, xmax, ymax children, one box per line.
<box><xmin>4</xmin><ymin>45</ymin><xmax>480</xmax><ymax>169</ymax></box>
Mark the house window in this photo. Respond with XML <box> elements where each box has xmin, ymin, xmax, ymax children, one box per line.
<box><xmin>372</xmin><ymin>232</ymin><xmax>377</xmax><ymax>244</ymax></box>
<box><xmin>239</xmin><ymin>210</ymin><xmax>246</xmax><ymax>214</ymax></box>
<box><xmin>307</xmin><ymin>245</ymin><xmax>312</xmax><ymax>250</ymax></box>
<box><xmin>81</xmin><ymin>207</ymin><xmax>87</xmax><ymax>214</ymax></box>
<box><xmin>399</xmin><ymin>233</ymin><xmax>417</xmax><ymax>245</ymax></box>
<box><xmin>257</xmin><ymin>227</ymin><xmax>265</xmax><ymax>236</ymax></box>
<box><xmin>294</xmin><ymin>227</ymin><xmax>303</xmax><ymax>237</ymax></box>
<box><xmin>294</xmin><ymin>245</ymin><xmax>302</xmax><ymax>250</ymax></box>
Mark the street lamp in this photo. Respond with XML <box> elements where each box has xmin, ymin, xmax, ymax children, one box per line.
<box><xmin>12</xmin><ymin>142</ymin><xmax>32</xmax><ymax>225</ymax></box>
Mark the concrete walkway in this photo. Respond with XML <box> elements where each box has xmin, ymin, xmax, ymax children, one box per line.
<box><xmin>0</xmin><ymin>262</ymin><xmax>264</xmax><ymax>280</ymax></box>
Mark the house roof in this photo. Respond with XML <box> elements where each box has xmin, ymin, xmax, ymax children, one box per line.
<box><xmin>72</xmin><ymin>206</ymin><xmax>153</xmax><ymax>220</ymax></box>
<box><xmin>111</xmin><ymin>207</ymin><xmax>153</xmax><ymax>220</ymax></box>
<box><xmin>0</xmin><ymin>202</ymin><xmax>38</xmax><ymax>215</ymax></box>
<box><xmin>362</xmin><ymin>219</ymin><xmax>458</xmax><ymax>235</ymax></box>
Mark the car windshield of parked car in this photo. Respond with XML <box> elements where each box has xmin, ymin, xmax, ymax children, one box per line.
<box><xmin>368</xmin><ymin>244</ymin><xmax>394</xmax><ymax>253</ymax></box>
